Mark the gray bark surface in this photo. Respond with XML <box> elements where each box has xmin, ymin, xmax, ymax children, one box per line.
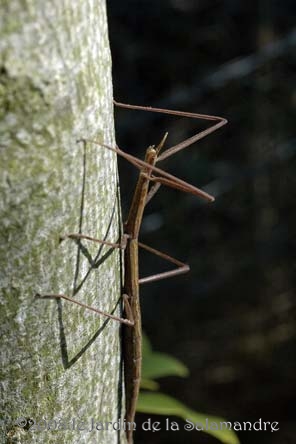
<box><xmin>0</xmin><ymin>1</ymin><xmax>124</xmax><ymax>443</ymax></box>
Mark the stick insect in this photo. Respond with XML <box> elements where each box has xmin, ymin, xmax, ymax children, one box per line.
<box><xmin>38</xmin><ymin>100</ymin><xmax>227</xmax><ymax>444</ymax></box>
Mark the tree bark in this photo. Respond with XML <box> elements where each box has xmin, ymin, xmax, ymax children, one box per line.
<box><xmin>0</xmin><ymin>1</ymin><xmax>124</xmax><ymax>443</ymax></box>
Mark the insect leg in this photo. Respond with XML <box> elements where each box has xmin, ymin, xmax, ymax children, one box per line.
<box><xmin>138</xmin><ymin>242</ymin><xmax>189</xmax><ymax>284</ymax></box>
<box><xmin>60</xmin><ymin>233</ymin><xmax>128</xmax><ymax>249</ymax></box>
<box><xmin>113</xmin><ymin>100</ymin><xmax>227</xmax><ymax>161</ymax></box>
<box><xmin>35</xmin><ymin>293</ymin><xmax>134</xmax><ymax>326</ymax></box>
<box><xmin>80</xmin><ymin>139</ymin><xmax>214</xmax><ymax>202</ymax></box>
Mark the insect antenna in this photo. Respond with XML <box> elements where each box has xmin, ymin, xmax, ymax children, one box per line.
<box><xmin>155</xmin><ymin>132</ymin><xmax>169</xmax><ymax>156</ymax></box>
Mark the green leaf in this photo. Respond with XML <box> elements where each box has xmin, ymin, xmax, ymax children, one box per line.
<box><xmin>137</xmin><ymin>393</ymin><xmax>240</xmax><ymax>444</ymax></box>
<box><xmin>141</xmin><ymin>333</ymin><xmax>189</xmax><ymax>380</ymax></box>
<box><xmin>140</xmin><ymin>378</ymin><xmax>159</xmax><ymax>391</ymax></box>
<box><xmin>142</xmin><ymin>352</ymin><xmax>189</xmax><ymax>379</ymax></box>
<box><xmin>142</xmin><ymin>333</ymin><xmax>152</xmax><ymax>355</ymax></box>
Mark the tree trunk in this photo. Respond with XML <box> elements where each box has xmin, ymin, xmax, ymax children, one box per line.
<box><xmin>0</xmin><ymin>1</ymin><xmax>124</xmax><ymax>443</ymax></box>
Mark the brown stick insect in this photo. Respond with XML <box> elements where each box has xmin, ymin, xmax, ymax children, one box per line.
<box><xmin>37</xmin><ymin>100</ymin><xmax>227</xmax><ymax>444</ymax></box>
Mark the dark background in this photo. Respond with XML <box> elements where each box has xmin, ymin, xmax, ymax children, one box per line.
<box><xmin>108</xmin><ymin>1</ymin><xmax>296</xmax><ymax>443</ymax></box>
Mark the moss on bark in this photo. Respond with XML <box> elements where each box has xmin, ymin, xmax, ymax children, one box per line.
<box><xmin>0</xmin><ymin>1</ymin><xmax>124</xmax><ymax>443</ymax></box>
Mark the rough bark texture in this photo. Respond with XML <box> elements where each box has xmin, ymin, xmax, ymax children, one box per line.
<box><xmin>0</xmin><ymin>1</ymin><xmax>124</xmax><ymax>443</ymax></box>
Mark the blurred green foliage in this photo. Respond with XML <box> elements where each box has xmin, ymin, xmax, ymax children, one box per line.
<box><xmin>139</xmin><ymin>334</ymin><xmax>239</xmax><ymax>444</ymax></box>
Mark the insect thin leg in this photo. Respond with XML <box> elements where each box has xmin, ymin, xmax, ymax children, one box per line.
<box><xmin>138</xmin><ymin>242</ymin><xmax>190</xmax><ymax>284</ymax></box>
<box><xmin>60</xmin><ymin>233</ymin><xmax>128</xmax><ymax>249</ymax></box>
<box><xmin>145</xmin><ymin>182</ymin><xmax>161</xmax><ymax>205</ymax></box>
<box><xmin>122</xmin><ymin>294</ymin><xmax>134</xmax><ymax>325</ymax></box>
<box><xmin>35</xmin><ymin>293</ymin><xmax>134</xmax><ymax>326</ymax></box>
<box><xmin>82</xmin><ymin>140</ymin><xmax>214</xmax><ymax>202</ymax></box>
<box><xmin>113</xmin><ymin>100</ymin><xmax>227</xmax><ymax>161</ymax></box>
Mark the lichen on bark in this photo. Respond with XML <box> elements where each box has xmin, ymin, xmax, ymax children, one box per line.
<box><xmin>0</xmin><ymin>1</ymin><xmax>125</xmax><ymax>443</ymax></box>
